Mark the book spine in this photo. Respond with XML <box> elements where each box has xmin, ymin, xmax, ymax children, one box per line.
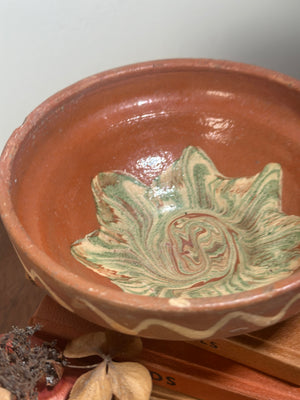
<box><xmin>190</xmin><ymin>337</ymin><xmax>300</xmax><ymax>386</ymax></box>
<box><xmin>139</xmin><ymin>346</ymin><xmax>300</xmax><ymax>400</ymax></box>
<box><xmin>139</xmin><ymin>350</ymin><xmax>254</xmax><ymax>400</ymax></box>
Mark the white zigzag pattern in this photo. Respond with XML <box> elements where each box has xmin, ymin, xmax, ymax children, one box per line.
<box><xmin>79</xmin><ymin>292</ymin><xmax>300</xmax><ymax>340</ymax></box>
<box><xmin>18</xmin><ymin>255</ymin><xmax>300</xmax><ymax>340</ymax></box>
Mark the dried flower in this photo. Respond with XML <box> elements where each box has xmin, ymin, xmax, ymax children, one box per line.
<box><xmin>64</xmin><ymin>331</ymin><xmax>152</xmax><ymax>400</ymax></box>
<box><xmin>0</xmin><ymin>325</ymin><xmax>65</xmax><ymax>400</ymax></box>
<box><xmin>0</xmin><ymin>387</ymin><xmax>14</xmax><ymax>400</ymax></box>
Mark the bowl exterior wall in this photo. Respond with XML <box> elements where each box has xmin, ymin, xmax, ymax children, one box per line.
<box><xmin>1</xmin><ymin>59</ymin><xmax>300</xmax><ymax>340</ymax></box>
<box><xmin>12</xmin><ymin>240</ymin><xmax>300</xmax><ymax>340</ymax></box>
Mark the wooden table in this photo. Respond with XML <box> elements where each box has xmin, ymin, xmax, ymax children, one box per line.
<box><xmin>0</xmin><ymin>219</ymin><xmax>45</xmax><ymax>332</ymax></box>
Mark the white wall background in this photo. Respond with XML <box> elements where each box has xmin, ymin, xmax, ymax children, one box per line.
<box><xmin>0</xmin><ymin>0</ymin><xmax>299</xmax><ymax>152</ymax></box>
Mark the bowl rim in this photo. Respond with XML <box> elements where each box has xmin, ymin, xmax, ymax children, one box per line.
<box><xmin>1</xmin><ymin>58</ymin><xmax>300</xmax><ymax>315</ymax></box>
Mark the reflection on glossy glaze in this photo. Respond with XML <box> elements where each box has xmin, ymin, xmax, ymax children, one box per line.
<box><xmin>204</xmin><ymin>116</ymin><xmax>234</xmax><ymax>144</ymax></box>
<box><xmin>135</xmin><ymin>152</ymin><xmax>174</xmax><ymax>181</ymax></box>
<box><xmin>71</xmin><ymin>146</ymin><xmax>300</xmax><ymax>298</ymax></box>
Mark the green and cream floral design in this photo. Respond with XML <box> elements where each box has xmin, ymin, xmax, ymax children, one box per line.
<box><xmin>71</xmin><ymin>146</ymin><xmax>300</xmax><ymax>298</ymax></box>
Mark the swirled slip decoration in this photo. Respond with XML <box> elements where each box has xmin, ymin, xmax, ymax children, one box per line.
<box><xmin>71</xmin><ymin>146</ymin><xmax>300</xmax><ymax>298</ymax></box>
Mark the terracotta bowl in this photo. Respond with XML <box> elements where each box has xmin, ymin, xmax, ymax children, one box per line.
<box><xmin>0</xmin><ymin>59</ymin><xmax>300</xmax><ymax>341</ymax></box>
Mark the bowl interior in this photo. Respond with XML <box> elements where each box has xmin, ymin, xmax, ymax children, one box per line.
<box><xmin>8</xmin><ymin>62</ymin><xmax>300</xmax><ymax>292</ymax></box>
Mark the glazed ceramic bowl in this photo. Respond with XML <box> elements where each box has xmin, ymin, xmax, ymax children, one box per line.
<box><xmin>0</xmin><ymin>59</ymin><xmax>300</xmax><ymax>340</ymax></box>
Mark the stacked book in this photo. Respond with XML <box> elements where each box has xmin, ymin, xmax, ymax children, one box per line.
<box><xmin>30</xmin><ymin>296</ymin><xmax>300</xmax><ymax>400</ymax></box>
